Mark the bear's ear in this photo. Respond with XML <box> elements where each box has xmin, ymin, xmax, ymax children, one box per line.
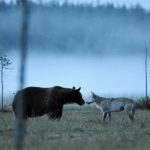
<box><xmin>76</xmin><ymin>87</ymin><xmax>81</xmax><ymax>92</ymax></box>
<box><xmin>72</xmin><ymin>86</ymin><xmax>76</xmax><ymax>90</ymax></box>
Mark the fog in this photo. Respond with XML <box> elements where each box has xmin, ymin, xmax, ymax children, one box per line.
<box><xmin>3</xmin><ymin>51</ymin><xmax>150</xmax><ymax>104</ymax></box>
<box><xmin>0</xmin><ymin>2</ymin><xmax>150</xmax><ymax>104</ymax></box>
<box><xmin>1</xmin><ymin>4</ymin><xmax>150</xmax><ymax>55</ymax></box>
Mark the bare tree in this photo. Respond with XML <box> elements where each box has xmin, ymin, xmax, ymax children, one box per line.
<box><xmin>0</xmin><ymin>54</ymin><xmax>12</xmax><ymax>111</ymax></box>
<box><xmin>15</xmin><ymin>0</ymin><xmax>30</xmax><ymax>149</ymax></box>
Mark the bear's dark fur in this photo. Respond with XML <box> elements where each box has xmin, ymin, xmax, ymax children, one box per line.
<box><xmin>12</xmin><ymin>86</ymin><xmax>85</xmax><ymax>120</ymax></box>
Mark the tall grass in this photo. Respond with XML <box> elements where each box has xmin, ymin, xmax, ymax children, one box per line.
<box><xmin>0</xmin><ymin>105</ymin><xmax>150</xmax><ymax>150</ymax></box>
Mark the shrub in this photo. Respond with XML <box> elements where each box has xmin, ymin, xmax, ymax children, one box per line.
<box><xmin>136</xmin><ymin>97</ymin><xmax>150</xmax><ymax>110</ymax></box>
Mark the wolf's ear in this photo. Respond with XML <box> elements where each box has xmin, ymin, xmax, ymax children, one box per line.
<box><xmin>76</xmin><ymin>87</ymin><xmax>81</xmax><ymax>92</ymax></box>
<box><xmin>72</xmin><ymin>86</ymin><xmax>76</xmax><ymax>90</ymax></box>
<box><xmin>91</xmin><ymin>91</ymin><xmax>96</xmax><ymax>97</ymax></box>
<box><xmin>91</xmin><ymin>91</ymin><xmax>94</xmax><ymax>95</ymax></box>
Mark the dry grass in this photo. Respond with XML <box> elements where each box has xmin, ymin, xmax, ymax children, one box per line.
<box><xmin>0</xmin><ymin>105</ymin><xmax>150</xmax><ymax>150</ymax></box>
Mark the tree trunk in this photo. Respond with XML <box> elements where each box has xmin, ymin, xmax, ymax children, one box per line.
<box><xmin>1</xmin><ymin>65</ymin><xmax>3</xmax><ymax>110</ymax></box>
<box><xmin>15</xmin><ymin>0</ymin><xmax>29</xmax><ymax>150</ymax></box>
<box><xmin>145</xmin><ymin>41</ymin><xmax>148</xmax><ymax>109</ymax></box>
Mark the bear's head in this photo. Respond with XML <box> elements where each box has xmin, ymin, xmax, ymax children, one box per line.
<box><xmin>71</xmin><ymin>87</ymin><xmax>85</xmax><ymax>106</ymax></box>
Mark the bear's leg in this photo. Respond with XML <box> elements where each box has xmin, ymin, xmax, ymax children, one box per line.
<box><xmin>48</xmin><ymin>108</ymin><xmax>63</xmax><ymax>120</ymax></box>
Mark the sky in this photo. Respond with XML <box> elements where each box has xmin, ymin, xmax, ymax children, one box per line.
<box><xmin>3</xmin><ymin>0</ymin><xmax>150</xmax><ymax>10</ymax></box>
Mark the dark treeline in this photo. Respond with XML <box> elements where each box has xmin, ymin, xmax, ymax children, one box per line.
<box><xmin>0</xmin><ymin>2</ymin><xmax>150</xmax><ymax>55</ymax></box>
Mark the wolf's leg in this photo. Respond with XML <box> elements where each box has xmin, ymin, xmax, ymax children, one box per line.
<box><xmin>126</xmin><ymin>109</ymin><xmax>134</xmax><ymax>122</ymax></box>
<box><xmin>103</xmin><ymin>112</ymin><xmax>107</xmax><ymax>122</ymax></box>
<box><xmin>108</xmin><ymin>112</ymin><xmax>111</xmax><ymax>122</ymax></box>
<box><xmin>124</xmin><ymin>104</ymin><xmax>135</xmax><ymax>121</ymax></box>
<box><xmin>128</xmin><ymin>113</ymin><xmax>134</xmax><ymax>122</ymax></box>
<box><xmin>125</xmin><ymin>105</ymin><xmax>135</xmax><ymax>122</ymax></box>
<box><xmin>130</xmin><ymin>108</ymin><xmax>135</xmax><ymax>121</ymax></box>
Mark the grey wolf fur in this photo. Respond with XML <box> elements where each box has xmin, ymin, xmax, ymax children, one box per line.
<box><xmin>87</xmin><ymin>92</ymin><xmax>136</xmax><ymax>122</ymax></box>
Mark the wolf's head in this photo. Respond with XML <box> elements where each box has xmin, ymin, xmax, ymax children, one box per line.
<box><xmin>91</xmin><ymin>92</ymin><xmax>97</xmax><ymax>99</ymax></box>
<box><xmin>91</xmin><ymin>92</ymin><xmax>104</xmax><ymax>104</ymax></box>
<box><xmin>85</xmin><ymin>92</ymin><xmax>97</xmax><ymax>104</ymax></box>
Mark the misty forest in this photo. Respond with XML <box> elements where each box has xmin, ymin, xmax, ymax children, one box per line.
<box><xmin>0</xmin><ymin>1</ymin><xmax>150</xmax><ymax>150</ymax></box>
<box><xmin>0</xmin><ymin>2</ymin><xmax>150</xmax><ymax>55</ymax></box>
<box><xmin>0</xmin><ymin>2</ymin><xmax>149</xmax><ymax>97</ymax></box>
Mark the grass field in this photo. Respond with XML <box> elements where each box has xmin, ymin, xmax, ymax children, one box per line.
<box><xmin>0</xmin><ymin>105</ymin><xmax>150</xmax><ymax>150</ymax></box>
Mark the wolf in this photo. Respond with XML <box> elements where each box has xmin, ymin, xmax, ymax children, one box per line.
<box><xmin>86</xmin><ymin>92</ymin><xmax>136</xmax><ymax>122</ymax></box>
<box><xmin>12</xmin><ymin>86</ymin><xmax>85</xmax><ymax>120</ymax></box>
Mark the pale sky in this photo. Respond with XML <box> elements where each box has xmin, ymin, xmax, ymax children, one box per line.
<box><xmin>3</xmin><ymin>0</ymin><xmax>150</xmax><ymax>10</ymax></box>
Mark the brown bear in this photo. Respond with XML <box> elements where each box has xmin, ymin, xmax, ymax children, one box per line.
<box><xmin>12</xmin><ymin>86</ymin><xmax>85</xmax><ymax>120</ymax></box>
